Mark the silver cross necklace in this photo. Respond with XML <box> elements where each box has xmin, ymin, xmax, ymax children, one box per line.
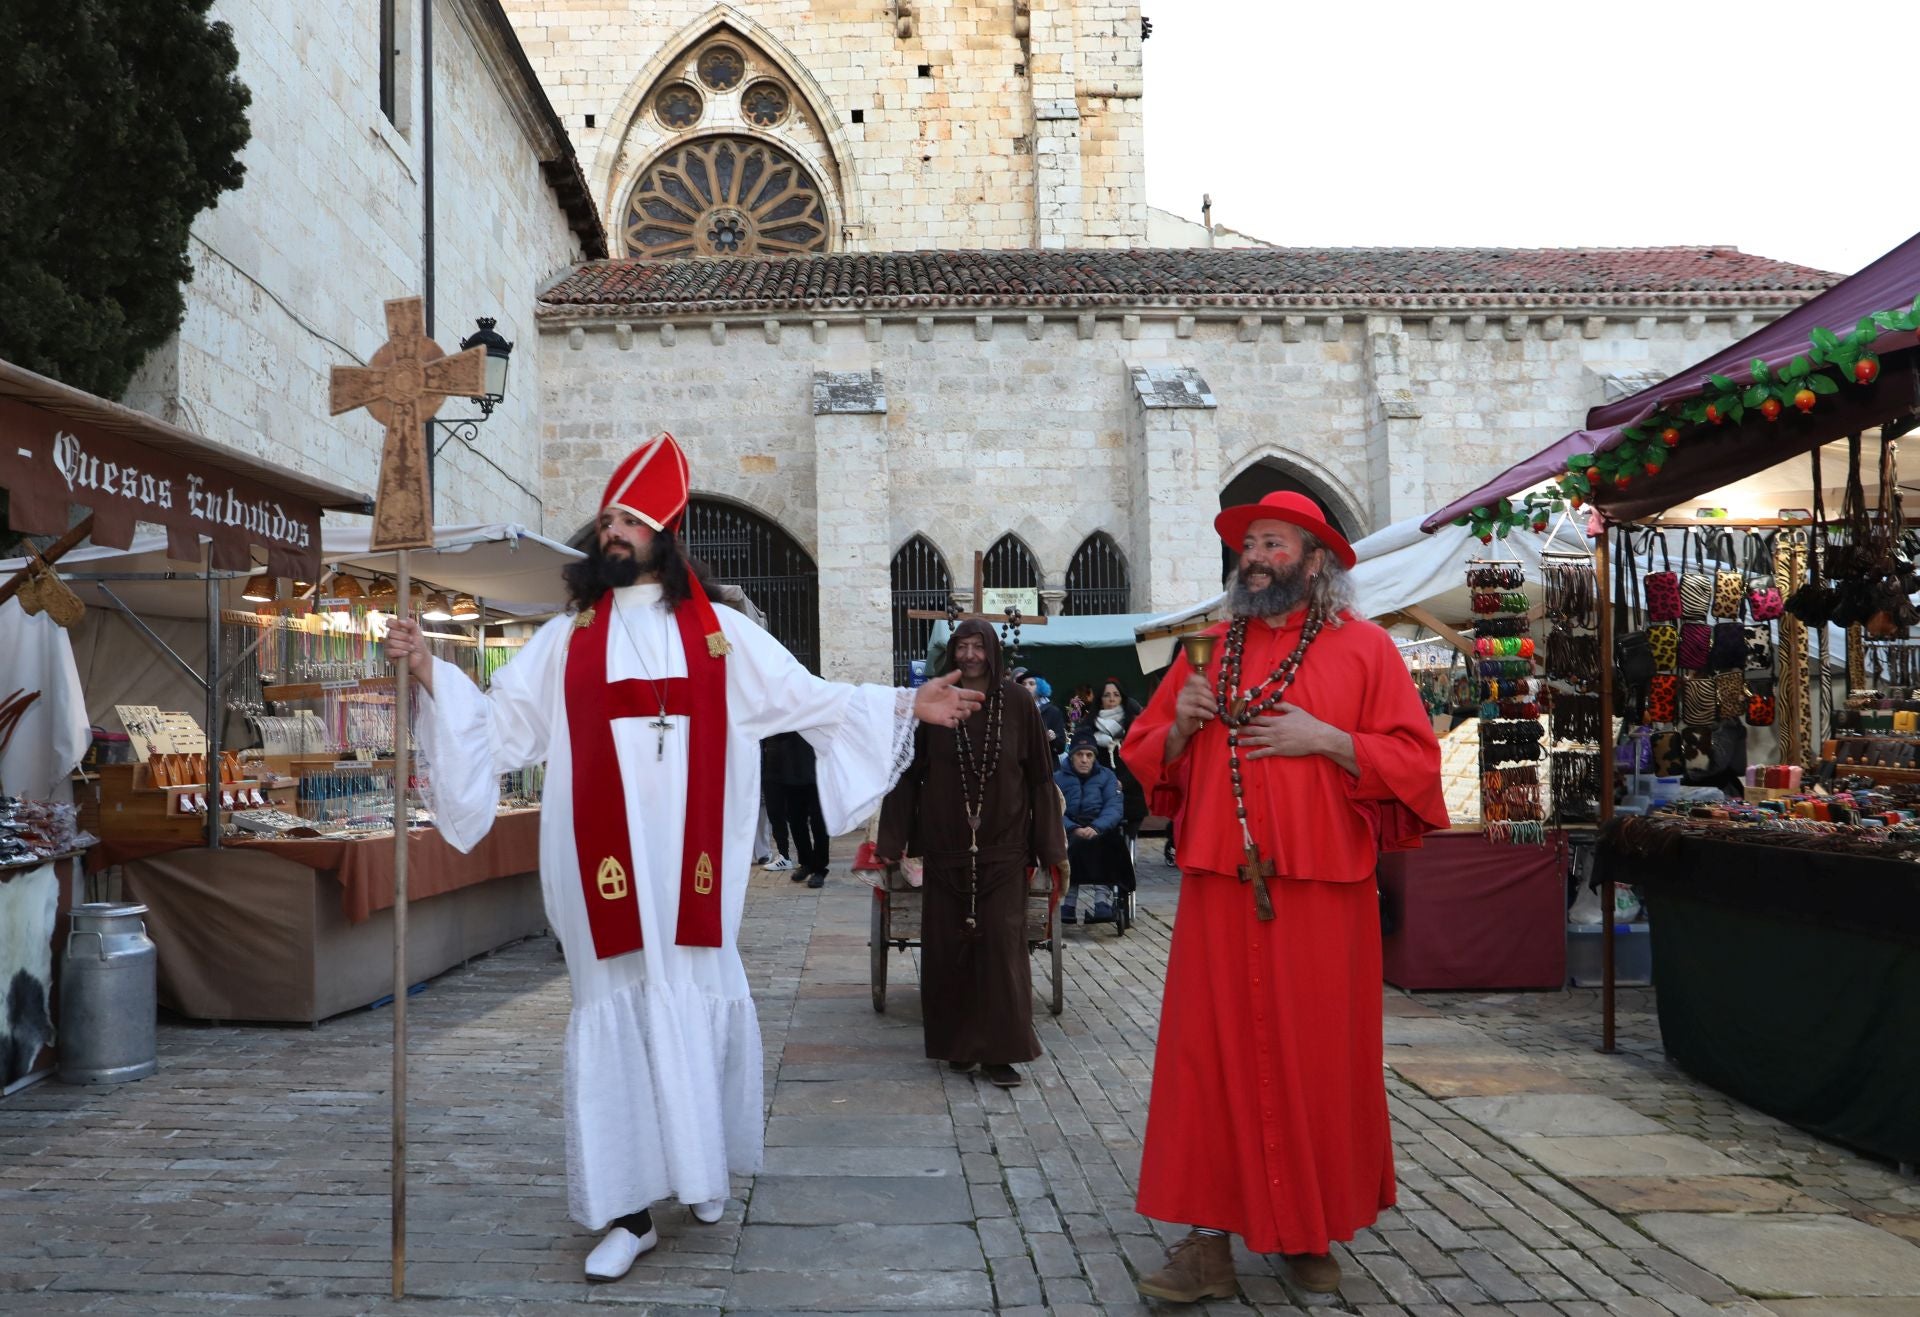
<box><xmin>610</xmin><ymin>592</ymin><xmax>674</xmax><ymax>760</ymax></box>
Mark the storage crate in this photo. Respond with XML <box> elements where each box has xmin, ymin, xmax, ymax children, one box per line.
<box><xmin>1567</xmin><ymin>922</ymin><xmax>1651</xmax><ymax>987</ymax></box>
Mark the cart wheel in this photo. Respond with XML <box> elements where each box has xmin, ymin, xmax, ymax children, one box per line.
<box><xmin>870</xmin><ymin>889</ymin><xmax>887</xmax><ymax>1013</ymax></box>
<box><xmin>1114</xmin><ymin>894</ymin><xmax>1130</xmax><ymax>936</ymax></box>
<box><xmin>1049</xmin><ymin>900</ymin><xmax>1064</xmax><ymax>1015</ymax></box>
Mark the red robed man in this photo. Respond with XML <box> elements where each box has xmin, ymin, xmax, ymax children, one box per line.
<box><xmin>1122</xmin><ymin>491</ymin><xmax>1448</xmax><ymax>1303</ymax></box>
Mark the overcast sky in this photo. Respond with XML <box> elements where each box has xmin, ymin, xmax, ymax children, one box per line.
<box><xmin>1141</xmin><ymin>1</ymin><xmax>1918</xmax><ymax>277</ymax></box>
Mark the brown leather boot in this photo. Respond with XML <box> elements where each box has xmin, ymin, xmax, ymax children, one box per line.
<box><xmin>1284</xmin><ymin>1251</ymin><xmax>1341</xmax><ymax>1294</ymax></box>
<box><xmin>1135</xmin><ymin>1230</ymin><xmax>1237</xmax><ymax>1303</ymax></box>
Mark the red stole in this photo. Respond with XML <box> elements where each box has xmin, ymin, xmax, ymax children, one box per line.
<box><xmin>564</xmin><ymin>581</ymin><xmax>730</xmax><ymax>957</ymax></box>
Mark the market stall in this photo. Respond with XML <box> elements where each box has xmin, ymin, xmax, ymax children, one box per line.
<box><xmin>1423</xmin><ymin>227</ymin><xmax>1920</xmax><ymax>1107</ymax></box>
<box><xmin>0</xmin><ymin>501</ymin><xmax>578</xmax><ymax>1022</ymax></box>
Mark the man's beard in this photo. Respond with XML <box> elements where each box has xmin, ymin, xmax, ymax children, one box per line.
<box><xmin>1229</xmin><ymin>558</ymin><xmax>1311</xmax><ymax>618</ymax></box>
<box><xmin>594</xmin><ymin>535</ymin><xmax>671</xmax><ymax>592</ymax></box>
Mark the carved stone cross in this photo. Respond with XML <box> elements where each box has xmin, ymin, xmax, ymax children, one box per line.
<box><xmin>329</xmin><ymin>297</ymin><xmax>486</xmax><ymax>550</ymax></box>
<box><xmin>1239</xmin><ymin>841</ymin><xmax>1276</xmax><ymax>921</ymax></box>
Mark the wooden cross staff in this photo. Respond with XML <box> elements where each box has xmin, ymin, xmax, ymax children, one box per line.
<box><xmin>328</xmin><ymin>296</ymin><xmax>482</xmax><ymax>1298</ymax></box>
<box><xmin>905</xmin><ymin>551</ymin><xmax>1053</xmax><ymax>628</ymax></box>
<box><xmin>329</xmin><ymin>296</ymin><xmax>485</xmax><ymax>552</ymax></box>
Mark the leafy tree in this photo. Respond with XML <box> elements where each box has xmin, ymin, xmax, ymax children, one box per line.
<box><xmin>0</xmin><ymin>0</ymin><xmax>251</xmax><ymax>401</ymax></box>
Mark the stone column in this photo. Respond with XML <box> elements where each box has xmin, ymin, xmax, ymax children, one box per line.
<box><xmin>812</xmin><ymin>369</ymin><xmax>891</xmax><ymax>683</ymax></box>
<box><xmin>1125</xmin><ymin>364</ymin><xmax>1222</xmax><ymax>614</ymax></box>
<box><xmin>1365</xmin><ymin>314</ymin><xmax>1426</xmax><ymax>529</ymax></box>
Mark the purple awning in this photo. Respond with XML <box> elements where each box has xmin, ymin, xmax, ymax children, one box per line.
<box><xmin>1424</xmin><ymin>230</ymin><xmax>1920</xmax><ymax>531</ymax></box>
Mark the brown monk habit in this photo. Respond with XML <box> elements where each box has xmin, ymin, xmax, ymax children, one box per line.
<box><xmin>879</xmin><ymin>620</ymin><xmax>1067</xmax><ymax>1064</ymax></box>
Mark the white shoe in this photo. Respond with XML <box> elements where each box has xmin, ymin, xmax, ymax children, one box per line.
<box><xmin>691</xmin><ymin>1198</ymin><xmax>726</xmax><ymax>1224</ymax></box>
<box><xmin>764</xmin><ymin>856</ymin><xmax>794</xmax><ymax>872</ymax></box>
<box><xmin>584</xmin><ymin>1224</ymin><xmax>656</xmax><ymax>1280</ymax></box>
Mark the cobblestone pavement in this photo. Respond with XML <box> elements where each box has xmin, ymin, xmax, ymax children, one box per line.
<box><xmin>3</xmin><ymin>846</ymin><xmax>1916</xmax><ymax>1315</ymax></box>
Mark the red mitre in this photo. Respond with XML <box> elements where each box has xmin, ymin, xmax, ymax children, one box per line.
<box><xmin>602</xmin><ymin>431</ymin><xmax>691</xmax><ymax>532</ymax></box>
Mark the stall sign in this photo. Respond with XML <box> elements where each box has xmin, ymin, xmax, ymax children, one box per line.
<box><xmin>0</xmin><ymin>399</ymin><xmax>323</xmax><ymax>578</ymax></box>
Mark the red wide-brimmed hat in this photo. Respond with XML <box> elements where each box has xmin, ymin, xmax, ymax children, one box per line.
<box><xmin>1213</xmin><ymin>491</ymin><xmax>1355</xmax><ymax>569</ymax></box>
<box><xmin>601</xmin><ymin>431</ymin><xmax>691</xmax><ymax>532</ymax></box>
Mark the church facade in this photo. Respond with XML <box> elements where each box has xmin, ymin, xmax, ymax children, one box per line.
<box><xmin>495</xmin><ymin>3</ymin><xmax>1836</xmax><ymax>685</ymax></box>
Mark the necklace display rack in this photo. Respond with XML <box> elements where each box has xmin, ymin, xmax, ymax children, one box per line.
<box><xmin>1541</xmin><ymin>518</ymin><xmax>1602</xmax><ymax>826</ymax></box>
<box><xmin>1467</xmin><ymin>555</ymin><xmax>1546</xmax><ymax>845</ymax></box>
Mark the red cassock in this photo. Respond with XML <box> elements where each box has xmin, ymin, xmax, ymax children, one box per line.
<box><xmin>1122</xmin><ymin>608</ymin><xmax>1449</xmax><ymax>1255</ymax></box>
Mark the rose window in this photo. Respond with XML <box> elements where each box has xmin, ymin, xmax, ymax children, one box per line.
<box><xmin>696</xmin><ymin>45</ymin><xmax>744</xmax><ymax>92</ymax></box>
<box><xmin>741</xmin><ymin>80</ymin><xmax>791</xmax><ymax>128</ymax></box>
<box><xmin>653</xmin><ymin>82</ymin><xmax>703</xmax><ymax>130</ymax></box>
<box><xmin>623</xmin><ymin>136</ymin><xmax>830</xmax><ymax>258</ymax></box>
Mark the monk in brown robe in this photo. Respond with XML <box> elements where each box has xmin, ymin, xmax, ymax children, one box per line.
<box><xmin>878</xmin><ymin>619</ymin><xmax>1067</xmax><ymax>1087</ymax></box>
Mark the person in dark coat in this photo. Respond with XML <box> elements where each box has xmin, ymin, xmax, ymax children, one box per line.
<box><xmin>1022</xmin><ymin>671</ymin><xmax>1070</xmax><ymax>759</ymax></box>
<box><xmin>1055</xmin><ymin>729</ymin><xmax>1125</xmax><ymax>923</ymax></box>
<box><xmin>879</xmin><ymin>620</ymin><xmax>1068</xmax><ymax>1088</ymax></box>
<box><xmin>1089</xmin><ymin>677</ymin><xmax>1148</xmax><ymax>837</ymax></box>
<box><xmin>763</xmin><ymin>731</ymin><xmax>830</xmax><ymax>887</ymax></box>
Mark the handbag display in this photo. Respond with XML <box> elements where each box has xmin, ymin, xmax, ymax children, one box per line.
<box><xmin>1643</xmin><ymin>533</ymin><xmax>1680</xmax><ymax>622</ymax></box>
<box><xmin>1679</xmin><ymin>620</ymin><xmax>1712</xmax><ymax>672</ymax></box>
<box><xmin>1744</xmin><ymin>624</ymin><xmax>1775</xmax><ymax>673</ymax></box>
<box><xmin>1679</xmin><ymin>531</ymin><xmax>1713</xmax><ymax>621</ymax></box>
<box><xmin>1746</xmin><ymin>676</ymin><xmax>1777</xmax><ymax>727</ymax></box>
<box><xmin>1709</xmin><ymin>621</ymin><xmax>1746</xmax><ymax>671</ymax></box>
<box><xmin>1710</xmin><ymin>531</ymin><xmax>1745</xmax><ymax>619</ymax></box>
<box><xmin>1612</xmin><ymin>528</ymin><xmax>1654</xmax><ymax>719</ymax></box>
<box><xmin>1746</xmin><ymin>534</ymin><xmax>1784</xmax><ymax>620</ymax></box>
<box><xmin>1649</xmin><ymin>622</ymin><xmax>1680</xmax><ymax>673</ymax></box>
<box><xmin>1648</xmin><ymin>673</ymin><xmax>1679</xmax><ymax>724</ymax></box>
<box><xmin>1681</xmin><ymin>674</ymin><xmax>1719</xmax><ymax>726</ymax></box>
<box><xmin>1715</xmin><ymin>669</ymin><xmax>1746</xmax><ymax>722</ymax></box>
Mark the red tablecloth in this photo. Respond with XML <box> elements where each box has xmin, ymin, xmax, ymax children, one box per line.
<box><xmin>1379</xmin><ymin>829</ymin><xmax>1568</xmax><ymax>991</ymax></box>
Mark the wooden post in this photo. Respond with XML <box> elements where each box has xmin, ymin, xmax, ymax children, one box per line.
<box><xmin>328</xmin><ymin>297</ymin><xmax>482</xmax><ymax>1296</ymax></box>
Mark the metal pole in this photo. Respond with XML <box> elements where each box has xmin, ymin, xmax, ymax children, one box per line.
<box><xmin>391</xmin><ymin>549</ymin><xmax>411</xmax><ymax>1298</ymax></box>
<box><xmin>205</xmin><ymin>546</ymin><xmax>223</xmax><ymax>851</ymax></box>
<box><xmin>1595</xmin><ymin>530</ymin><xmax>1615</xmax><ymax>1054</ymax></box>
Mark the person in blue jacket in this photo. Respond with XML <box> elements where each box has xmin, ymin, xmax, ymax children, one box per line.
<box><xmin>1054</xmin><ymin>728</ymin><xmax>1125</xmax><ymax>922</ymax></box>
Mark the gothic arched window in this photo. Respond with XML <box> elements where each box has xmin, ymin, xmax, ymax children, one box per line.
<box><xmin>623</xmin><ymin>135</ymin><xmax>831</xmax><ymax>258</ymax></box>
<box><xmin>890</xmin><ymin>535</ymin><xmax>951</xmax><ymax>686</ymax></box>
<box><xmin>1063</xmin><ymin>532</ymin><xmax>1131</xmax><ymax>615</ymax></box>
<box><xmin>983</xmin><ymin>535</ymin><xmax>1041</xmax><ymax>592</ymax></box>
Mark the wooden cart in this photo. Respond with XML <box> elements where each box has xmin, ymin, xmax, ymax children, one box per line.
<box><xmin>868</xmin><ymin>865</ymin><xmax>1064</xmax><ymax>1016</ymax></box>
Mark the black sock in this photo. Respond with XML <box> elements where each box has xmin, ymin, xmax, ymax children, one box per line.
<box><xmin>614</xmin><ymin>1208</ymin><xmax>653</xmax><ymax>1236</ymax></box>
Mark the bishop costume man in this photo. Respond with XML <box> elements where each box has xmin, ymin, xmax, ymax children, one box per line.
<box><xmin>387</xmin><ymin>433</ymin><xmax>979</xmax><ymax>1281</ymax></box>
<box><xmin>1121</xmin><ymin>491</ymin><xmax>1448</xmax><ymax>1302</ymax></box>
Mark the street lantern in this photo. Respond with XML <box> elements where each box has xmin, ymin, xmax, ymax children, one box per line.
<box><xmin>459</xmin><ymin>317</ymin><xmax>514</xmax><ymax>417</ymax></box>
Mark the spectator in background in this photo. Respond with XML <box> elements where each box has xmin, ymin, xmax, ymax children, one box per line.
<box><xmin>1054</xmin><ymin>729</ymin><xmax>1126</xmax><ymax>923</ymax></box>
<box><xmin>1089</xmin><ymin>677</ymin><xmax>1147</xmax><ymax>841</ymax></box>
<box><xmin>1022</xmin><ymin>671</ymin><xmax>1069</xmax><ymax>758</ymax></box>
<box><xmin>764</xmin><ymin>731</ymin><xmax>831</xmax><ymax>888</ymax></box>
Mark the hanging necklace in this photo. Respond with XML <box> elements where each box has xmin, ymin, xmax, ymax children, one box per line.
<box><xmin>953</xmin><ymin>684</ymin><xmax>1004</xmax><ymax>935</ymax></box>
<box><xmin>610</xmin><ymin>591</ymin><xmax>675</xmax><ymax>760</ymax></box>
<box><xmin>1214</xmin><ymin>609</ymin><xmax>1325</xmax><ymax>921</ymax></box>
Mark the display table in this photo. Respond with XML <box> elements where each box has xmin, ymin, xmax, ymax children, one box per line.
<box><xmin>120</xmin><ymin>811</ymin><xmax>544</xmax><ymax>1024</ymax></box>
<box><xmin>1378</xmin><ymin>829</ymin><xmax>1569</xmax><ymax>990</ymax></box>
<box><xmin>1597</xmin><ymin>825</ymin><xmax>1920</xmax><ymax>1166</ymax></box>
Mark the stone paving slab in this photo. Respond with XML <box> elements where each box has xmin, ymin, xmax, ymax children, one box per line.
<box><xmin>1637</xmin><ymin>1213</ymin><xmax>1920</xmax><ymax>1298</ymax></box>
<box><xmin>4</xmin><ymin>850</ymin><xmax>1918</xmax><ymax>1314</ymax></box>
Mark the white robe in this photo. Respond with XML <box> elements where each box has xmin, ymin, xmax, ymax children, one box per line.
<box><xmin>416</xmin><ymin>582</ymin><xmax>912</xmax><ymax>1229</ymax></box>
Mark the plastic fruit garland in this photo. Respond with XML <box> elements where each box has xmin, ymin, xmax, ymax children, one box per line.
<box><xmin>1451</xmin><ymin>295</ymin><xmax>1920</xmax><ymax>540</ymax></box>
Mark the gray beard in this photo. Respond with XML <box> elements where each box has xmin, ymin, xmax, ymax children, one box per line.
<box><xmin>1229</xmin><ymin>561</ymin><xmax>1310</xmax><ymax>618</ymax></box>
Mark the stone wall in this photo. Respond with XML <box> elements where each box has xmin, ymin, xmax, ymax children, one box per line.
<box><xmin>122</xmin><ymin>0</ymin><xmax>588</xmax><ymax>527</ymax></box>
<box><xmin>502</xmin><ymin>0</ymin><xmax>1147</xmax><ymax>253</ymax></box>
<box><xmin>535</xmin><ymin>303</ymin><xmax>1761</xmax><ymax>674</ymax></box>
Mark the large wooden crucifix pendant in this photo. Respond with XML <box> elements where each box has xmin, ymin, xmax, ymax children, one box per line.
<box><xmin>328</xmin><ymin>297</ymin><xmax>487</xmax><ymax>551</ymax></box>
<box><xmin>1238</xmin><ymin>842</ymin><xmax>1276</xmax><ymax>922</ymax></box>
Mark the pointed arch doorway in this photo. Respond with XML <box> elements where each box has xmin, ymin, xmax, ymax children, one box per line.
<box><xmin>682</xmin><ymin>497</ymin><xmax>820</xmax><ymax>673</ymax></box>
<box><xmin>1218</xmin><ymin>461</ymin><xmax>1357</xmax><ymax>583</ymax></box>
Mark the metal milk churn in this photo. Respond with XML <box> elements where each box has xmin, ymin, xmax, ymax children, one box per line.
<box><xmin>57</xmin><ymin>902</ymin><xmax>157</xmax><ymax>1084</ymax></box>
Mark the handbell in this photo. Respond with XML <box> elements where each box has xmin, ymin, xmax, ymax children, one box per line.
<box><xmin>1179</xmin><ymin>632</ymin><xmax>1218</xmax><ymax>671</ymax></box>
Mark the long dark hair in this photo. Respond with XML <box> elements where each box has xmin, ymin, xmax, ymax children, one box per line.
<box><xmin>563</xmin><ymin>529</ymin><xmax>717</xmax><ymax>613</ymax></box>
